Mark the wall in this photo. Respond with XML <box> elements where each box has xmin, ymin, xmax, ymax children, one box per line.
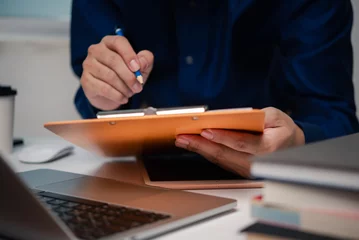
<box><xmin>0</xmin><ymin>41</ymin><xmax>81</xmax><ymax>138</ymax></box>
<box><xmin>1</xmin><ymin>1</ymin><xmax>359</xmax><ymax>138</ymax></box>
<box><xmin>0</xmin><ymin>0</ymin><xmax>71</xmax><ymax>20</ymax></box>
<box><xmin>0</xmin><ymin>0</ymin><xmax>79</xmax><ymax>138</ymax></box>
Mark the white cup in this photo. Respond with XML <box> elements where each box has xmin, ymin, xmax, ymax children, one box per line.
<box><xmin>0</xmin><ymin>86</ymin><xmax>16</xmax><ymax>155</ymax></box>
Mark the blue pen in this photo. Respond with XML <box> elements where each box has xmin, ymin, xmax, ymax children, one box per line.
<box><xmin>115</xmin><ymin>28</ymin><xmax>143</xmax><ymax>85</ymax></box>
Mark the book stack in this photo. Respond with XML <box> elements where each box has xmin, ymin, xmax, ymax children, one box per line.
<box><xmin>241</xmin><ymin>133</ymin><xmax>359</xmax><ymax>240</ymax></box>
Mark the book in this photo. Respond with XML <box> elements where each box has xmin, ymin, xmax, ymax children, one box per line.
<box><xmin>241</xmin><ymin>222</ymin><xmax>340</xmax><ymax>240</ymax></box>
<box><xmin>262</xmin><ymin>181</ymin><xmax>359</xmax><ymax>213</ymax></box>
<box><xmin>246</xmin><ymin>133</ymin><xmax>359</xmax><ymax>239</ymax></box>
<box><xmin>250</xmin><ymin>199</ymin><xmax>359</xmax><ymax>239</ymax></box>
<box><xmin>250</xmin><ymin>133</ymin><xmax>359</xmax><ymax>191</ymax></box>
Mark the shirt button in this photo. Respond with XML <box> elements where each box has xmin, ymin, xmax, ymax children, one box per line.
<box><xmin>185</xmin><ymin>56</ymin><xmax>194</xmax><ymax>65</ymax></box>
<box><xmin>189</xmin><ymin>0</ymin><xmax>196</xmax><ymax>8</ymax></box>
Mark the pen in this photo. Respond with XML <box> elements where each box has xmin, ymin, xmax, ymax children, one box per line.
<box><xmin>115</xmin><ymin>28</ymin><xmax>143</xmax><ymax>85</ymax></box>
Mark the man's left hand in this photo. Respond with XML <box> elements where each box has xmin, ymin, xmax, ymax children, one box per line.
<box><xmin>175</xmin><ymin>107</ymin><xmax>305</xmax><ymax>178</ymax></box>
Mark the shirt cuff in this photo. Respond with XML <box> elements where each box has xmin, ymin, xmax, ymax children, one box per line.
<box><xmin>294</xmin><ymin>121</ymin><xmax>327</xmax><ymax>144</ymax></box>
<box><xmin>89</xmin><ymin>104</ymin><xmax>101</xmax><ymax>117</ymax></box>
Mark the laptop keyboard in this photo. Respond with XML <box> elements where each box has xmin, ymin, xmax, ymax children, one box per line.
<box><xmin>35</xmin><ymin>191</ymin><xmax>171</xmax><ymax>240</ymax></box>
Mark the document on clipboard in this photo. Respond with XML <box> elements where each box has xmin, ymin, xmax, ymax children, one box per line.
<box><xmin>96</xmin><ymin>105</ymin><xmax>209</xmax><ymax>118</ymax></box>
<box><xmin>96</xmin><ymin>105</ymin><xmax>255</xmax><ymax>118</ymax></box>
<box><xmin>44</xmin><ymin>105</ymin><xmax>265</xmax><ymax>157</ymax></box>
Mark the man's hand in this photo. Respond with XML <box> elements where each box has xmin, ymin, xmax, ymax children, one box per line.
<box><xmin>80</xmin><ymin>36</ymin><xmax>154</xmax><ymax>110</ymax></box>
<box><xmin>175</xmin><ymin>107</ymin><xmax>305</xmax><ymax>178</ymax></box>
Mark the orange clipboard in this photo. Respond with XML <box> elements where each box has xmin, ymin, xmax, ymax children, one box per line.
<box><xmin>44</xmin><ymin>106</ymin><xmax>264</xmax><ymax>157</ymax></box>
<box><xmin>44</xmin><ymin>105</ymin><xmax>265</xmax><ymax>157</ymax></box>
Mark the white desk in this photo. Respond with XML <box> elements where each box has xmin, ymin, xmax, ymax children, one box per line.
<box><xmin>6</xmin><ymin>137</ymin><xmax>262</xmax><ymax>240</ymax></box>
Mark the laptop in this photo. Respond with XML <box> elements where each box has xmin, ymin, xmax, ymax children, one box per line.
<box><xmin>0</xmin><ymin>154</ymin><xmax>236</xmax><ymax>240</ymax></box>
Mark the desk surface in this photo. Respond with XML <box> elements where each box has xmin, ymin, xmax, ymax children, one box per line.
<box><xmin>6</xmin><ymin>137</ymin><xmax>261</xmax><ymax>240</ymax></box>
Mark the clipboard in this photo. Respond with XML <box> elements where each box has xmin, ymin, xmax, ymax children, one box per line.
<box><xmin>44</xmin><ymin>106</ymin><xmax>264</xmax><ymax>189</ymax></box>
<box><xmin>44</xmin><ymin>106</ymin><xmax>265</xmax><ymax>157</ymax></box>
<box><xmin>44</xmin><ymin>106</ymin><xmax>264</xmax><ymax>157</ymax></box>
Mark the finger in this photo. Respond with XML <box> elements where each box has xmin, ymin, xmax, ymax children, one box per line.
<box><xmin>83</xmin><ymin>57</ymin><xmax>133</xmax><ymax>98</ymax></box>
<box><xmin>88</xmin><ymin>43</ymin><xmax>142</xmax><ymax>93</ymax></box>
<box><xmin>175</xmin><ymin>135</ymin><xmax>252</xmax><ymax>178</ymax></box>
<box><xmin>137</xmin><ymin>50</ymin><xmax>154</xmax><ymax>83</ymax></box>
<box><xmin>81</xmin><ymin>72</ymin><xmax>128</xmax><ymax>105</ymax></box>
<box><xmin>200</xmin><ymin>129</ymin><xmax>263</xmax><ymax>154</ymax></box>
<box><xmin>101</xmin><ymin>36</ymin><xmax>141</xmax><ymax>72</ymax></box>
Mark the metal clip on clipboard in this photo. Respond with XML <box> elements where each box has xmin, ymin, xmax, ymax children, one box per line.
<box><xmin>96</xmin><ymin>105</ymin><xmax>208</xmax><ymax>119</ymax></box>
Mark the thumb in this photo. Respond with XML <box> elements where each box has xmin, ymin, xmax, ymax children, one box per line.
<box><xmin>262</xmin><ymin>107</ymin><xmax>286</xmax><ymax>128</ymax></box>
<box><xmin>137</xmin><ymin>50</ymin><xmax>154</xmax><ymax>84</ymax></box>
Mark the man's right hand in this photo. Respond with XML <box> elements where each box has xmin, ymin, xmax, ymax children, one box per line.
<box><xmin>80</xmin><ymin>35</ymin><xmax>154</xmax><ymax>110</ymax></box>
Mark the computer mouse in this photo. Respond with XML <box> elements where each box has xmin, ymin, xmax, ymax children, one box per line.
<box><xmin>17</xmin><ymin>143</ymin><xmax>74</xmax><ymax>164</ymax></box>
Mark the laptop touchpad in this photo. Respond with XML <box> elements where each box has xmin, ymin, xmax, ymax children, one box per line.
<box><xmin>36</xmin><ymin>176</ymin><xmax>166</xmax><ymax>204</ymax></box>
<box><xmin>18</xmin><ymin>169</ymin><xmax>83</xmax><ymax>188</ymax></box>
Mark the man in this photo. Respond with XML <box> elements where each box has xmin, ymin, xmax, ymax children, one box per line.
<box><xmin>70</xmin><ymin>0</ymin><xmax>359</xmax><ymax>177</ymax></box>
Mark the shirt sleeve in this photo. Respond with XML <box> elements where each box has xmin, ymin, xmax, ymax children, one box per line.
<box><xmin>278</xmin><ymin>0</ymin><xmax>359</xmax><ymax>143</ymax></box>
<box><xmin>70</xmin><ymin>0</ymin><xmax>122</xmax><ymax>118</ymax></box>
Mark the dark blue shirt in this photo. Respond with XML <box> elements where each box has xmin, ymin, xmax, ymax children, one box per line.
<box><xmin>70</xmin><ymin>0</ymin><xmax>359</xmax><ymax>143</ymax></box>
